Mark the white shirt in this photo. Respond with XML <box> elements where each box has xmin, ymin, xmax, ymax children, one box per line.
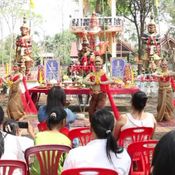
<box><xmin>0</xmin><ymin>132</ymin><xmax>25</xmax><ymax>175</ymax></box>
<box><xmin>17</xmin><ymin>136</ymin><xmax>34</xmax><ymax>152</ymax></box>
<box><xmin>63</xmin><ymin>139</ymin><xmax>131</xmax><ymax>175</ymax></box>
<box><xmin>1</xmin><ymin>132</ymin><xmax>24</xmax><ymax>161</ymax></box>
<box><xmin>121</xmin><ymin>113</ymin><xmax>155</xmax><ymax>131</ymax></box>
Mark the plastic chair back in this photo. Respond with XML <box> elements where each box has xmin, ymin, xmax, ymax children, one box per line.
<box><xmin>68</xmin><ymin>127</ymin><xmax>93</xmax><ymax>146</ymax></box>
<box><xmin>118</xmin><ymin>127</ymin><xmax>154</xmax><ymax>148</ymax></box>
<box><xmin>0</xmin><ymin>160</ymin><xmax>27</xmax><ymax>175</ymax></box>
<box><xmin>61</xmin><ymin>167</ymin><xmax>118</xmax><ymax>175</ymax></box>
<box><xmin>37</xmin><ymin>122</ymin><xmax>48</xmax><ymax>131</ymax></box>
<box><xmin>127</xmin><ymin>140</ymin><xmax>158</xmax><ymax>175</ymax></box>
<box><xmin>25</xmin><ymin>144</ymin><xmax>71</xmax><ymax>175</ymax></box>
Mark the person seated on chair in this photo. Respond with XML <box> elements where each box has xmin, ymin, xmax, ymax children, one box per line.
<box><xmin>63</xmin><ymin>109</ymin><xmax>131</xmax><ymax>175</ymax></box>
<box><xmin>0</xmin><ymin>106</ymin><xmax>24</xmax><ymax>162</ymax></box>
<box><xmin>151</xmin><ymin>130</ymin><xmax>175</xmax><ymax>175</ymax></box>
<box><xmin>31</xmin><ymin>106</ymin><xmax>71</xmax><ymax>175</ymax></box>
<box><xmin>114</xmin><ymin>91</ymin><xmax>156</xmax><ymax>139</ymax></box>
<box><xmin>38</xmin><ymin>86</ymin><xmax>77</xmax><ymax>129</ymax></box>
<box><xmin>3</xmin><ymin>119</ymin><xmax>34</xmax><ymax>152</ymax></box>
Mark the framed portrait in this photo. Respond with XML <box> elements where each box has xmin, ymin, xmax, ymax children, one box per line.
<box><xmin>111</xmin><ymin>58</ymin><xmax>126</xmax><ymax>78</ymax></box>
<box><xmin>45</xmin><ymin>59</ymin><xmax>60</xmax><ymax>82</ymax></box>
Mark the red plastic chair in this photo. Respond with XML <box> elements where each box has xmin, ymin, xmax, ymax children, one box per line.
<box><xmin>37</xmin><ymin>122</ymin><xmax>48</xmax><ymax>131</ymax></box>
<box><xmin>0</xmin><ymin>160</ymin><xmax>27</xmax><ymax>175</ymax></box>
<box><xmin>25</xmin><ymin>144</ymin><xmax>71</xmax><ymax>175</ymax></box>
<box><xmin>61</xmin><ymin>167</ymin><xmax>118</xmax><ymax>175</ymax></box>
<box><xmin>37</xmin><ymin>122</ymin><xmax>69</xmax><ymax>136</ymax></box>
<box><xmin>68</xmin><ymin>127</ymin><xmax>93</xmax><ymax>146</ymax></box>
<box><xmin>127</xmin><ymin>140</ymin><xmax>158</xmax><ymax>175</ymax></box>
<box><xmin>118</xmin><ymin>127</ymin><xmax>154</xmax><ymax>148</ymax></box>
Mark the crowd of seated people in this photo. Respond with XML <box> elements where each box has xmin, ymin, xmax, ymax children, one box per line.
<box><xmin>63</xmin><ymin>109</ymin><xmax>131</xmax><ymax>174</ymax></box>
<box><xmin>1</xmin><ymin>86</ymin><xmax>175</xmax><ymax>175</ymax></box>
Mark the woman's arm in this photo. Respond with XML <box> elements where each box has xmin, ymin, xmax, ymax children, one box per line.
<box><xmin>13</xmin><ymin>73</ymin><xmax>23</xmax><ymax>84</ymax></box>
<box><xmin>114</xmin><ymin>115</ymin><xmax>126</xmax><ymax>139</ymax></box>
<box><xmin>27</xmin><ymin>121</ymin><xmax>36</xmax><ymax>139</ymax></box>
<box><xmin>100</xmin><ymin>79</ymin><xmax>114</xmax><ymax>85</ymax></box>
<box><xmin>1</xmin><ymin>74</ymin><xmax>11</xmax><ymax>84</ymax></box>
<box><xmin>169</xmin><ymin>71</ymin><xmax>175</xmax><ymax>77</ymax></box>
<box><xmin>64</xmin><ymin>108</ymin><xmax>76</xmax><ymax>124</ymax></box>
<box><xmin>152</xmin><ymin>114</ymin><xmax>157</xmax><ymax>134</ymax></box>
<box><xmin>83</xmin><ymin>73</ymin><xmax>95</xmax><ymax>85</ymax></box>
<box><xmin>37</xmin><ymin>105</ymin><xmax>48</xmax><ymax>122</ymax></box>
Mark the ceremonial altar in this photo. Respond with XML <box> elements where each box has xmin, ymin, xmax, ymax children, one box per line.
<box><xmin>29</xmin><ymin>86</ymin><xmax>139</xmax><ymax>96</ymax></box>
<box><xmin>29</xmin><ymin>86</ymin><xmax>139</xmax><ymax>120</ymax></box>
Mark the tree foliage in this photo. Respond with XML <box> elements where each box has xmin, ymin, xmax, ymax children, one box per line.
<box><xmin>42</xmin><ymin>31</ymin><xmax>76</xmax><ymax>65</ymax></box>
<box><xmin>0</xmin><ymin>0</ymin><xmax>43</xmax><ymax>65</ymax></box>
<box><xmin>160</xmin><ymin>0</ymin><xmax>175</xmax><ymax>24</ymax></box>
<box><xmin>116</xmin><ymin>0</ymin><xmax>153</xmax><ymax>63</ymax></box>
<box><xmin>87</xmin><ymin>0</ymin><xmax>111</xmax><ymax>16</ymax></box>
<box><xmin>0</xmin><ymin>35</ymin><xmax>15</xmax><ymax>64</ymax></box>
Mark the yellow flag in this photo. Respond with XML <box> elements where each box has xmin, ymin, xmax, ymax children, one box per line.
<box><xmin>30</xmin><ymin>0</ymin><xmax>35</xmax><ymax>9</ymax></box>
<box><xmin>154</xmin><ymin>0</ymin><xmax>159</xmax><ymax>7</ymax></box>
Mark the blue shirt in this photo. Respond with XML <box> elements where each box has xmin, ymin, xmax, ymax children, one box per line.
<box><xmin>38</xmin><ymin>105</ymin><xmax>77</xmax><ymax>128</ymax></box>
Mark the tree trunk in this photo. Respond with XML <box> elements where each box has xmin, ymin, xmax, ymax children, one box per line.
<box><xmin>96</xmin><ymin>0</ymin><xmax>102</xmax><ymax>14</ymax></box>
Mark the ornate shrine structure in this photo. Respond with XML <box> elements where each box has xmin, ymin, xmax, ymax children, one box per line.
<box><xmin>70</xmin><ymin>0</ymin><xmax>123</xmax><ymax>57</ymax></box>
<box><xmin>69</xmin><ymin>0</ymin><xmax>123</xmax><ymax>77</ymax></box>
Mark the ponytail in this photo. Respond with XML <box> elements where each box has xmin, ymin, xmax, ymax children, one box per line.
<box><xmin>91</xmin><ymin>109</ymin><xmax>123</xmax><ymax>163</ymax></box>
<box><xmin>106</xmin><ymin>130</ymin><xmax>123</xmax><ymax>162</ymax></box>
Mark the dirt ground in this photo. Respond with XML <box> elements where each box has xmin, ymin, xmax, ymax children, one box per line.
<box><xmin>0</xmin><ymin>93</ymin><xmax>174</xmax><ymax>140</ymax></box>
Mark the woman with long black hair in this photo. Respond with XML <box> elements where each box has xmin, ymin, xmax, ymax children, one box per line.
<box><xmin>63</xmin><ymin>109</ymin><xmax>131</xmax><ymax>175</ymax></box>
<box><xmin>38</xmin><ymin>86</ymin><xmax>76</xmax><ymax>129</ymax></box>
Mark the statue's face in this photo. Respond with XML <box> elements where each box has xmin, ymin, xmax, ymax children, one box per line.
<box><xmin>21</xmin><ymin>27</ymin><xmax>29</xmax><ymax>36</ymax></box>
<box><xmin>148</xmin><ymin>24</ymin><xmax>156</xmax><ymax>34</ymax></box>
<box><xmin>13</xmin><ymin>65</ymin><xmax>19</xmax><ymax>71</ymax></box>
<box><xmin>161</xmin><ymin>61</ymin><xmax>168</xmax><ymax>70</ymax></box>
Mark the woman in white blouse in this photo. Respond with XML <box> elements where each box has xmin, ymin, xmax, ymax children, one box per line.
<box><xmin>63</xmin><ymin>109</ymin><xmax>131</xmax><ymax>175</ymax></box>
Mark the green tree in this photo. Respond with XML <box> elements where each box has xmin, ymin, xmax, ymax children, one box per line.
<box><xmin>0</xmin><ymin>34</ymin><xmax>16</xmax><ymax>64</ymax></box>
<box><xmin>42</xmin><ymin>31</ymin><xmax>76</xmax><ymax>65</ymax></box>
<box><xmin>0</xmin><ymin>0</ymin><xmax>43</xmax><ymax>66</ymax></box>
<box><xmin>160</xmin><ymin>0</ymin><xmax>175</xmax><ymax>25</ymax></box>
<box><xmin>43</xmin><ymin>35</ymin><xmax>54</xmax><ymax>53</ymax></box>
<box><xmin>88</xmin><ymin>0</ymin><xmax>111</xmax><ymax>16</ymax></box>
<box><xmin>53</xmin><ymin>31</ymin><xmax>76</xmax><ymax>65</ymax></box>
<box><xmin>116</xmin><ymin>0</ymin><xmax>153</xmax><ymax>73</ymax></box>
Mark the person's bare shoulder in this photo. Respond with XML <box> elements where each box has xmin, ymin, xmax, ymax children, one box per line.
<box><xmin>118</xmin><ymin>114</ymin><xmax>127</xmax><ymax>126</ymax></box>
<box><xmin>114</xmin><ymin>114</ymin><xmax>127</xmax><ymax>138</ymax></box>
<box><xmin>144</xmin><ymin>112</ymin><xmax>155</xmax><ymax>118</ymax></box>
<box><xmin>144</xmin><ymin>112</ymin><xmax>157</xmax><ymax>123</ymax></box>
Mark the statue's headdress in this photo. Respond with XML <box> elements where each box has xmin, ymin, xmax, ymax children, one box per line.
<box><xmin>82</xmin><ymin>37</ymin><xmax>89</xmax><ymax>46</ymax></box>
<box><xmin>148</xmin><ymin>15</ymin><xmax>156</xmax><ymax>26</ymax></box>
<box><xmin>161</xmin><ymin>58</ymin><xmax>168</xmax><ymax>65</ymax></box>
<box><xmin>20</xmin><ymin>16</ymin><xmax>29</xmax><ymax>29</ymax></box>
